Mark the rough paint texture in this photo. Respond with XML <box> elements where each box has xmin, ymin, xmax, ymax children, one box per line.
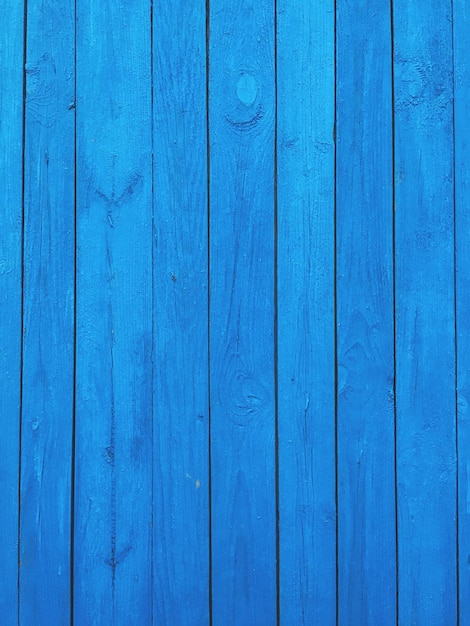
<box><xmin>20</xmin><ymin>2</ymin><xmax>75</xmax><ymax>623</ymax></box>
<box><xmin>277</xmin><ymin>3</ymin><xmax>336</xmax><ymax>624</ymax></box>
<box><xmin>74</xmin><ymin>1</ymin><xmax>153</xmax><ymax>623</ymax></box>
<box><xmin>152</xmin><ymin>2</ymin><xmax>209</xmax><ymax>624</ymax></box>
<box><xmin>0</xmin><ymin>2</ymin><xmax>23</xmax><ymax>623</ymax></box>
<box><xmin>0</xmin><ymin>2</ymin><xmax>466</xmax><ymax>624</ymax></box>
<box><xmin>209</xmin><ymin>2</ymin><xmax>276</xmax><ymax>624</ymax></box>
<box><xmin>394</xmin><ymin>1</ymin><xmax>457</xmax><ymax>624</ymax></box>
<box><xmin>336</xmin><ymin>2</ymin><xmax>396</xmax><ymax>623</ymax></box>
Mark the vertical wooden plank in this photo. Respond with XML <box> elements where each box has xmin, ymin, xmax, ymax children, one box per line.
<box><xmin>453</xmin><ymin>0</ymin><xmax>467</xmax><ymax>619</ymax></box>
<box><xmin>277</xmin><ymin>2</ymin><xmax>336</xmax><ymax>624</ymax></box>
<box><xmin>209</xmin><ymin>1</ymin><xmax>276</xmax><ymax>624</ymax></box>
<box><xmin>0</xmin><ymin>1</ymin><xmax>24</xmax><ymax>622</ymax></box>
<box><xmin>74</xmin><ymin>1</ymin><xmax>153</xmax><ymax>622</ymax></box>
<box><xmin>336</xmin><ymin>2</ymin><xmax>396</xmax><ymax>623</ymax></box>
<box><xmin>19</xmin><ymin>1</ymin><xmax>75</xmax><ymax>622</ymax></box>
<box><xmin>394</xmin><ymin>1</ymin><xmax>457</xmax><ymax>623</ymax></box>
<box><xmin>152</xmin><ymin>2</ymin><xmax>209</xmax><ymax>624</ymax></box>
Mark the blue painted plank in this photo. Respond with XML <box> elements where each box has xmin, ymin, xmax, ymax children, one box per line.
<box><xmin>0</xmin><ymin>1</ymin><xmax>24</xmax><ymax>622</ymax></box>
<box><xmin>336</xmin><ymin>3</ymin><xmax>396</xmax><ymax>623</ymax></box>
<box><xmin>393</xmin><ymin>2</ymin><xmax>457</xmax><ymax>623</ymax></box>
<box><xmin>19</xmin><ymin>1</ymin><xmax>75</xmax><ymax>622</ymax></box>
<box><xmin>74</xmin><ymin>1</ymin><xmax>153</xmax><ymax>622</ymax></box>
<box><xmin>152</xmin><ymin>2</ymin><xmax>209</xmax><ymax>624</ymax></box>
<box><xmin>453</xmin><ymin>0</ymin><xmax>469</xmax><ymax>619</ymax></box>
<box><xmin>209</xmin><ymin>2</ymin><xmax>276</xmax><ymax>623</ymax></box>
<box><xmin>277</xmin><ymin>2</ymin><xmax>336</xmax><ymax>624</ymax></box>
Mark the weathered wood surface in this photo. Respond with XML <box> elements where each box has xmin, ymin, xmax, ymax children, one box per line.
<box><xmin>394</xmin><ymin>1</ymin><xmax>457</xmax><ymax>623</ymax></box>
<box><xmin>74</xmin><ymin>0</ymin><xmax>153</xmax><ymax>622</ymax></box>
<box><xmin>277</xmin><ymin>2</ymin><xmax>336</xmax><ymax>624</ymax></box>
<box><xmin>336</xmin><ymin>2</ymin><xmax>396</xmax><ymax>623</ymax></box>
<box><xmin>20</xmin><ymin>2</ymin><xmax>75</xmax><ymax>623</ymax></box>
<box><xmin>0</xmin><ymin>2</ymin><xmax>466</xmax><ymax>624</ymax></box>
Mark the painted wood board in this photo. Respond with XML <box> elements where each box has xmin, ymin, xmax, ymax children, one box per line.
<box><xmin>277</xmin><ymin>2</ymin><xmax>336</xmax><ymax>624</ymax></box>
<box><xmin>0</xmin><ymin>2</ymin><xmax>24</xmax><ymax>622</ymax></box>
<box><xmin>74</xmin><ymin>1</ymin><xmax>153</xmax><ymax>622</ymax></box>
<box><xmin>209</xmin><ymin>1</ymin><xmax>277</xmax><ymax>623</ymax></box>
<box><xmin>453</xmin><ymin>0</ymin><xmax>469</xmax><ymax>619</ymax></box>
<box><xmin>19</xmin><ymin>1</ymin><xmax>75</xmax><ymax>622</ymax></box>
<box><xmin>152</xmin><ymin>1</ymin><xmax>210</xmax><ymax>623</ymax></box>
<box><xmin>336</xmin><ymin>2</ymin><xmax>396</xmax><ymax>623</ymax></box>
<box><xmin>393</xmin><ymin>1</ymin><xmax>457</xmax><ymax>622</ymax></box>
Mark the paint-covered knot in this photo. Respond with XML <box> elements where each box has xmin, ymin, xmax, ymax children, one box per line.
<box><xmin>236</xmin><ymin>72</ymin><xmax>258</xmax><ymax>106</ymax></box>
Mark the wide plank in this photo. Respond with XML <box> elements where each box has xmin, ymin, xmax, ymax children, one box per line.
<box><xmin>336</xmin><ymin>2</ymin><xmax>396</xmax><ymax>623</ymax></box>
<box><xmin>152</xmin><ymin>1</ymin><xmax>210</xmax><ymax>623</ymax></box>
<box><xmin>20</xmin><ymin>1</ymin><xmax>75</xmax><ymax>622</ymax></box>
<box><xmin>209</xmin><ymin>1</ymin><xmax>277</xmax><ymax>623</ymax></box>
<box><xmin>277</xmin><ymin>1</ymin><xmax>336</xmax><ymax>624</ymax></box>
<box><xmin>394</xmin><ymin>1</ymin><xmax>457</xmax><ymax>622</ymax></box>
<box><xmin>453</xmin><ymin>0</ymin><xmax>469</xmax><ymax>618</ymax></box>
<box><xmin>0</xmin><ymin>1</ymin><xmax>24</xmax><ymax>622</ymax></box>
<box><xmin>74</xmin><ymin>0</ymin><xmax>153</xmax><ymax>622</ymax></box>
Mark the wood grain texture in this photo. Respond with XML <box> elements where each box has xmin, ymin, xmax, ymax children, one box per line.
<box><xmin>209</xmin><ymin>1</ymin><xmax>276</xmax><ymax>623</ymax></box>
<box><xmin>394</xmin><ymin>1</ymin><xmax>457</xmax><ymax>622</ymax></box>
<box><xmin>336</xmin><ymin>2</ymin><xmax>396</xmax><ymax>623</ymax></box>
<box><xmin>74</xmin><ymin>1</ymin><xmax>153</xmax><ymax>622</ymax></box>
<box><xmin>0</xmin><ymin>2</ymin><xmax>23</xmax><ymax>622</ymax></box>
<box><xmin>453</xmin><ymin>0</ymin><xmax>469</xmax><ymax>618</ymax></box>
<box><xmin>152</xmin><ymin>2</ymin><xmax>209</xmax><ymax>624</ymax></box>
<box><xmin>19</xmin><ymin>1</ymin><xmax>75</xmax><ymax>622</ymax></box>
<box><xmin>277</xmin><ymin>2</ymin><xmax>336</xmax><ymax>624</ymax></box>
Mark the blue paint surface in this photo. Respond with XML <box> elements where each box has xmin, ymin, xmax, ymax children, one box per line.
<box><xmin>336</xmin><ymin>2</ymin><xmax>396</xmax><ymax>623</ymax></box>
<box><xmin>152</xmin><ymin>1</ymin><xmax>210</xmax><ymax>623</ymax></box>
<box><xmin>74</xmin><ymin>1</ymin><xmax>153</xmax><ymax>623</ymax></box>
<box><xmin>209</xmin><ymin>2</ymin><xmax>277</xmax><ymax>623</ymax></box>
<box><xmin>394</xmin><ymin>1</ymin><xmax>457</xmax><ymax>623</ymax></box>
<box><xmin>20</xmin><ymin>2</ymin><xmax>75</xmax><ymax>622</ymax></box>
<box><xmin>455</xmin><ymin>0</ymin><xmax>470</xmax><ymax>619</ymax></box>
<box><xmin>0</xmin><ymin>2</ymin><xmax>23</xmax><ymax>623</ymax></box>
<box><xmin>0</xmin><ymin>2</ymin><xmax>465</xmax><ymax>624</ymax></box>
<box><xmin>277</xmin><ymin>2</ymin><xmax>336</xmax><ymax>624</ymax></box>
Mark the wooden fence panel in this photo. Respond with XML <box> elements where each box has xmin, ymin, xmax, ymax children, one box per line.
<box><xmin>0</xmin><ymin>2</ymin><xmax>467</xmax><ymax>623</ymax></box>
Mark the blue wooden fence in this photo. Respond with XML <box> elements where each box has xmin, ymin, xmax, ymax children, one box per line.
<box><xmin>0</xmin><ymin>1</ymin><xmax>467</xmax><ymax>624</ymax></box>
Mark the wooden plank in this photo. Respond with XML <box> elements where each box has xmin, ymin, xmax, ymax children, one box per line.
<box><xmin>276</xmin><ymin>2</ymin><xmax>336</xmax><ymax>624</ymax></box>
<box><xmin>74</xmin><ymin>1</ymin><xmax>153</xmax><ymax>622</ymax></box>
<box><xmin>336</xmin><ymin>2</ymin><xmax>396</xmax><ymax>623</ymax></box>
<box><xmin>152</xmin><ymin>2</ymin><xmax>209</xmax><ymax>624</ymax></box>
<box><xmin>453</xmin><ymin>0</ymin><xmax>469</xmax><ymax>618</ymax></box>
<box><xmin>393</xmin><ymin>1</ymin><xmax>457</xmax><ymax>622</ymax></box>
<box><xmin>209</xmin><ymin>1</ymin><xmax>276</xmax><ymax>623</ymax></box>
<box><xmin>0</xmin><ymin>1</ymin><xmax>24</xmax><ymax>622</ymax></box>
<box><xmin>19</xmin><ymin>1</ymin><xmax>75</xmax><ymax>622</ymax></box>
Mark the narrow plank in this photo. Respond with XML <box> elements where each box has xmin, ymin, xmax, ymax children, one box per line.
<box><xmin>453</xmin><ymin>0</ymin><xmax>469</xmax><ymax>618</ymax></box>
<box><xmin>394</xmin><ymin>1</ymin><xmax>457</xmax><ymax>623</ymax></box>
<box><xmin>0</xmin><ymin>1</ymin><xmax>24</xmax><ymax>622</ymax></box>
<box><xmin>336</xmin><ymin>2</ymin><xmax>396</xmax><ymax>623</ymax></box>
<box><xmin>277</xmin><ymin>2</ymin><xmax>336</xmax><ymax>624</ymax></box>
<box><xmin>19</xmin><ymin>1</ymin><xmax>75</xmax><ymax>622</ymax></box>
<box><xmin>209</xmin><ymin>1</ymin><xmax>276</xmax><ymax>623</ymax></box>
<box><xmin>152</xmin><ymin>2</ymin><xmax>209</xmax><ymax>624</ymax></box>
<box><xmin>74</xmin><ymin>1</ymin><xmax>153</xmax><ymax>622</ymax></box>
